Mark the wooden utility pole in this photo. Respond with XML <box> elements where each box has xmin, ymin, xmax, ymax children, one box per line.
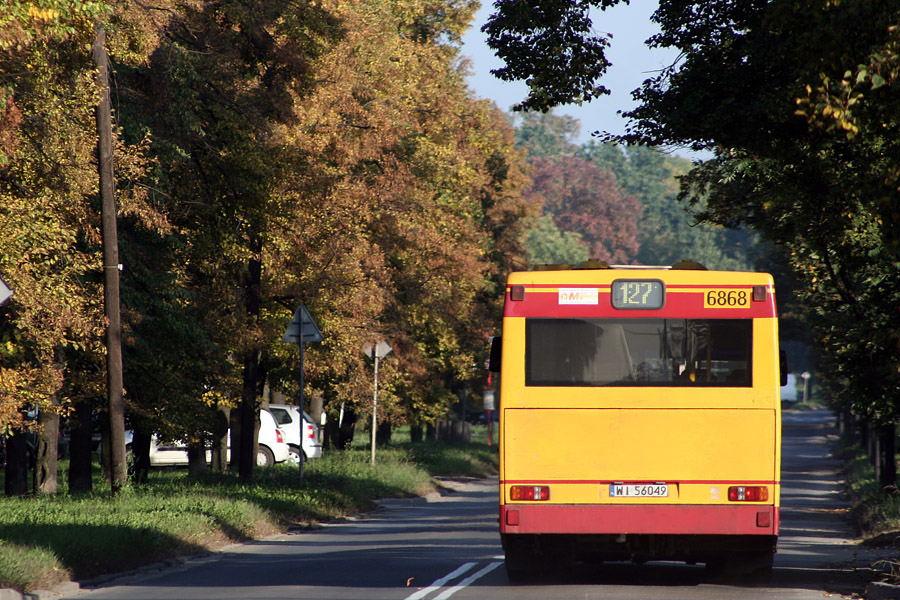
<box><xmin>92</xmin><ymin>27</ymin><xmax>127</xmax><ymax>491</ymax></box>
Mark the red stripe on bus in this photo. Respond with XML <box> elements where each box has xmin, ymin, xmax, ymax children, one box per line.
<box><xmin>506</xmin><ymin>284</ymin><xmax>770</xmax><ymax>290</ymax></box>
<box><xmin>500</xmin><ymin>504</ymin><xmax>779</xmax><ymax>536</ymax></box>
<box><xmin>501</xmin><ymin>480</ymin><xmax>779</xmax><ymax>486</ymax></box>
<box><xmin>503</xmin><ymin>290</ymin><xmax>776</xmax><ymax>319</ymax></box>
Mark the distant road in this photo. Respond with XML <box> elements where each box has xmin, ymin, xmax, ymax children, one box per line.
<box><xmin>65</xmin><ymin>408</ymin><xmax>893</xmax><ymax>600</ymax></box>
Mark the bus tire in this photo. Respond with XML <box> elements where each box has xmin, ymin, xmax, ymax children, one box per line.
<box><xmin>747</xmin><ymin>550</ymin><xmax>775</xmax><ymax>583</ymax></box>
<box><xmin>503</xmin><ymin>538</ymin><xmax>538</xmax><ymax>582</ymax></box>
<box><xmin>504</xmin><ymin>554</ymin><xmax>534</xmax><ymax>583</ymax></box>
<box><xmin>706</xmin><ymin>550</ymin><xmax>773</xmax><ymax>581</ymax></box>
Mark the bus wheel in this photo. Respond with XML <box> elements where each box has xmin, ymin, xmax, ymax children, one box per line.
<box><xmin>504</xmin><ymin>541</ymin><xmax>538</xmax><ymax>582</ymax></box>
<box><xmin>706</xmin><ymin>551</ymin><xmax>773</xmax><ymax>582</ymax></box>
<box><xmin>504</xmin><ymin>557</ymin><xmax>535</xmax><ymax>582</ymax></box>
<box><xmin>746</xmin><ymin>551</ymin><xmax>774</xmax><ymax>583</ymax></box>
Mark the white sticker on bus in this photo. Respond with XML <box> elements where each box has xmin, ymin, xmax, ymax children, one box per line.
<box><xmin>558</xmin><ymin>288</ymin><xmax>598</xmax><ymax>305</ymax></box>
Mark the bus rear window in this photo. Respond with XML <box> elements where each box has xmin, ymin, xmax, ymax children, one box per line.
<box><xmin>525</xmin><ymin>318</ymin><xmax>752</xmax><ymax>387</ymax></box>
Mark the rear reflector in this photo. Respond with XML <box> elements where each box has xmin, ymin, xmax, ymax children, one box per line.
<box><xmin>510</xmin><ymin>485</ymin><xmax>550</xmax><ymax>501</ymax></box>
<box><xmin>728</xmin><ymin>486</ymin><xmax>769</xmax><ymax>502</ymax></box>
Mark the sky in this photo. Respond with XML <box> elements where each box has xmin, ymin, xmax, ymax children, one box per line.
<box><xmin>459</xmin><ymin>0</ymin><xmax>687</xmax><ymax>154</ymax></box>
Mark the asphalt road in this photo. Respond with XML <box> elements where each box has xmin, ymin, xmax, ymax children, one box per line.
<box><xmin>62</xmin><ymin>408</ymin><xmax>893</xmax><ymax>600</ymax></box>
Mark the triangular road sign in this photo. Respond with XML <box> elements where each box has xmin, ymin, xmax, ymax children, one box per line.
<box><xmin>282</xmin><ymin>305</ymin><xmax>324</xmax><ymax>343</ymax></box>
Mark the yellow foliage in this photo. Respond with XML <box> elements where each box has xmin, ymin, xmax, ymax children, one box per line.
<box><xmin>27</xmin><ymin>6</ymin><xmax>60</xmax><ymax>21</ymax></box>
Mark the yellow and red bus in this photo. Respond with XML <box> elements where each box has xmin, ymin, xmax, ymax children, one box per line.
<box><xmin>491</xmin><ymin>260</ymin><xmax>783</xmax><ymax>579</ymax></box>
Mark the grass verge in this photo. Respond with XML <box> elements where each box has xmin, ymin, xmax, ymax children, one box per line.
<box><xmin>0</xmin><ymin>433</ymin><xmax>498</xmax><ymax>593</ymax></box>
<box><xmin>840</xmin><ymin>440</ymin><xmax>900</xmax><ymax>582</ymax></box>
<box><xmin>841</xmin><ymin>441</ymin><xmax>900</xmax><ymax>540</ymax></box>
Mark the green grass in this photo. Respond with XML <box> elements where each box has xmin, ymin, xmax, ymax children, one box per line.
<box><xmin>839</xmin><ymin>440</ymin><xmax>900</xmax><ymax>583</ymax></box>
<box><xmin>0</xmin><ymin>430</ymin><xmax>498</xmax><ymax>593</ymax></box>
<box><xmin>840</xmin><ymin>441</ymin><xmax>900</xmax><ymax>539</ymax></box>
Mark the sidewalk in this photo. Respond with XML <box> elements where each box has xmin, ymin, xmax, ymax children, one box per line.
<box><xmin>777</xmin><ymin>408</ymin><xmax>898</xmax><ymax>598</ymax></box>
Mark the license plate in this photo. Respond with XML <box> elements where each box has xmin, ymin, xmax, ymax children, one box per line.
<box><xmin>609</xmin><ymin>483</ymin><xmax>669</xmax><ymax>498</ymax></box>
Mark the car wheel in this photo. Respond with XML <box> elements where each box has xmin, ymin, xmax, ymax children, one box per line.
<box><xmin>287</xmin><ymin>446</ymin><xmax>303</xmax><ymax>465</ymax></box>
<box><xmin>257</xmin><ymin>445</ymin><xmax>275</xmax><ymax>467</ymax></box>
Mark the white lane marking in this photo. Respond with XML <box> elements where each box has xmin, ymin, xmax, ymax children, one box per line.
<box><xmin>433</xmin><ymin>561</ymin><xmax>503</xmax><ymax>600</ymax></box>
<box><xmin>405</xmin><ymin>562</ymin><xmax>477</xmax><ymax>600</ymax></box>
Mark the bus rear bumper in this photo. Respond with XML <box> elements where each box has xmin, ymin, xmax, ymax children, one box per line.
<box><xmin>501</xmin><ymin>504</ymin><xmax>778</xmax><ymax>568</ymax></box>
<box><xmin>501</xmin><ymin>503</ymin><xmax>779</xmax><ymax>536</ymax></box>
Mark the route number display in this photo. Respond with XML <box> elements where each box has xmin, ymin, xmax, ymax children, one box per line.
<box><xmin>611</xmin><ymin>280</ymin><xmax>664</xmax><ymax>310</ymax></box>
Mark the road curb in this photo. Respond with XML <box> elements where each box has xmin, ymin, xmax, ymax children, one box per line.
<box><xmin>0</xmin><ymin>484</ymin><xmax>460</xmax><ymax>599</ymax></box>
<box><xmin>868</xmin><ymin>581</ymin><xmax>900</xmax><ymax>600</ymax></box>
<box><xmin>0</xmin><ymin>554</ymin><xmax>217</xmax><ymax>599</ymax></box>
<box><xmin>0</xmin><ymin>580</ymin><xmax>80</xmax><ymax>600</ymax></box>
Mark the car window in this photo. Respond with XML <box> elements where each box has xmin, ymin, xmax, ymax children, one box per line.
<box><xmin>269</xmin><ymin>407</ymin><xmax>292</xmax><ymax>425</ymax></box>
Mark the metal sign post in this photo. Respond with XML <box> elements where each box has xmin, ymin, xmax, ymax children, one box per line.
<box><xmin>282</xmin><ymin>306</ymin><xmax>324</xmax><ymax>482</ymax></box>
<box><xmin>362</xmin><ymin>341</ymin><xmax>391</xmax><ymax>464</ymax></box>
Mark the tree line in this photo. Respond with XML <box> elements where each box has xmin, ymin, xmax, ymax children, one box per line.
<box><xmin>511</xmin><ymin>111</ymin><xmax>759</xmax><ymax>272</ymax></box>
<box><xmin>1</xmin><ymin>0</ymin><xmax>537</xmax><ymax>493</ymax></box>
<box><xmin>1</xmin><ymin>0</ymin><xmax>817</xmax><ymax>497</ymax></box>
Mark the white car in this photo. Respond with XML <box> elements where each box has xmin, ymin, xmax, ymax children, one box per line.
<box><xmin>268</xmin><ymin>404</ymin><xmax>323</xmax><ymax>462</ymax></box>
<box><xmin>126</xmin><ymin>408</ymin><xmax>290</xmax><ymax>467</ymax></box>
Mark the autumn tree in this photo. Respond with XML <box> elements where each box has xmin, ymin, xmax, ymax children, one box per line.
<box><xmin>527</xmin><ymin>156</ymin><xmax>639</xmax><ymax>264</ymax></box>
<box><xmin>0</xmin><ymin>1</ymin><xmax>113</xmax><ymax>495</ymax></box>
<box><xmin>261</xmin><ymin>0</ymin><xmax>532</xmax><ymax>439</ymax></box>
<box><xmin>112</xmin><ymin>0</ymin><xmax>342</xmax><ymax>479</ymax></box>
<box><xmin>512</xmin><ymin>111</ymin><xmax>580</xmax><ymax>158</ymax></box>
<box><xmin>525</xmin><ymin>214</ymin><xmax>589</xmax><ymax>265</ymax></box>
<box><xmin>582</xmin><ymin>142</ymin><xmax>757</xmax><ymax>270</ymax></box>
<box><xmin>0</xmin><ymin>0</ymin><xmax>534</xmax><ymax>488</ymax></box>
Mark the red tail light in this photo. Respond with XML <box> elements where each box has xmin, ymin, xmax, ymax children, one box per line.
<box><xmin>276</xmin><ymin>429</ymin><xmax>284</xmax><ymax>444</ymax></box>
<box><xmin>307</xmin><ymin>425</ymin><xmax>315</xmax><ymax>440</ymax></box>
<box><xmin>728</xmin><ymin>486</ymin><xmax>768</xmax><ymax>501</ymax></box>
<box><xmin>510</xmin><ymin>485</ymin><xmax>550</xmax><ymax>501</ymax></box>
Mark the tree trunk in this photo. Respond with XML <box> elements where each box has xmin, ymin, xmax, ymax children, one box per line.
<box><xmin>878</xmin><ymin>424</ymin><xmax>897</xmax><ymax>489</ymax></box>
<box><xmin>238</xmin><ymin>386</ymin><xmax>257</xmax><ymax>480</ymax></box>
<box><xmin>99</xmin><ymin>414</ymin><xmax>111</xmax><ymax>482</ymax></box>
<box><xmin>309</xmin><ymin>396</ymin><xmax>324</xmax><ymax>430</ymax></box>
<box><xmin>211</xmin><ymin>405</ymin><xmax>229</xmax><ymax>472</ymax></box>
<box><xmin>34</xmin><ymin>402</ymin><xmax>60</xmax><ymax>495</ymax></box>
<box><xmin>68</xmin><ymin>402</ymin><xmax>94</xmax><ymax>493</ymax></box>
<box><xmin>187</xmin><ymin>443</ymin><xmax>208</xmax><ymax>477</ymax></box>
<box><xmin>5</xmin><ymin>430</ymin><xmax>29</xmax><ymax>496</ymax></box>
<box><xmin>239</xmin><ymin>240</ymin><xmax>262</xmax><ymax>481</ymax></box>
<box><xmin>410</xmin><ymin>426</ymin><xmax>423</xmax><ymax>443</ymax></box>
<box><xmin>326</xmin><ymin>409</ymin><xmax>356</xmax><ymax>450</ymax></box>
<box><xmin>130</xmin><ymin>429</ymin><xmax>151</xmax><ymax>485</ymax></box>
<box><xmin>376</xmin><ymin>420</ymin><xmax>392</xmax><ymax>445</ymax></box>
